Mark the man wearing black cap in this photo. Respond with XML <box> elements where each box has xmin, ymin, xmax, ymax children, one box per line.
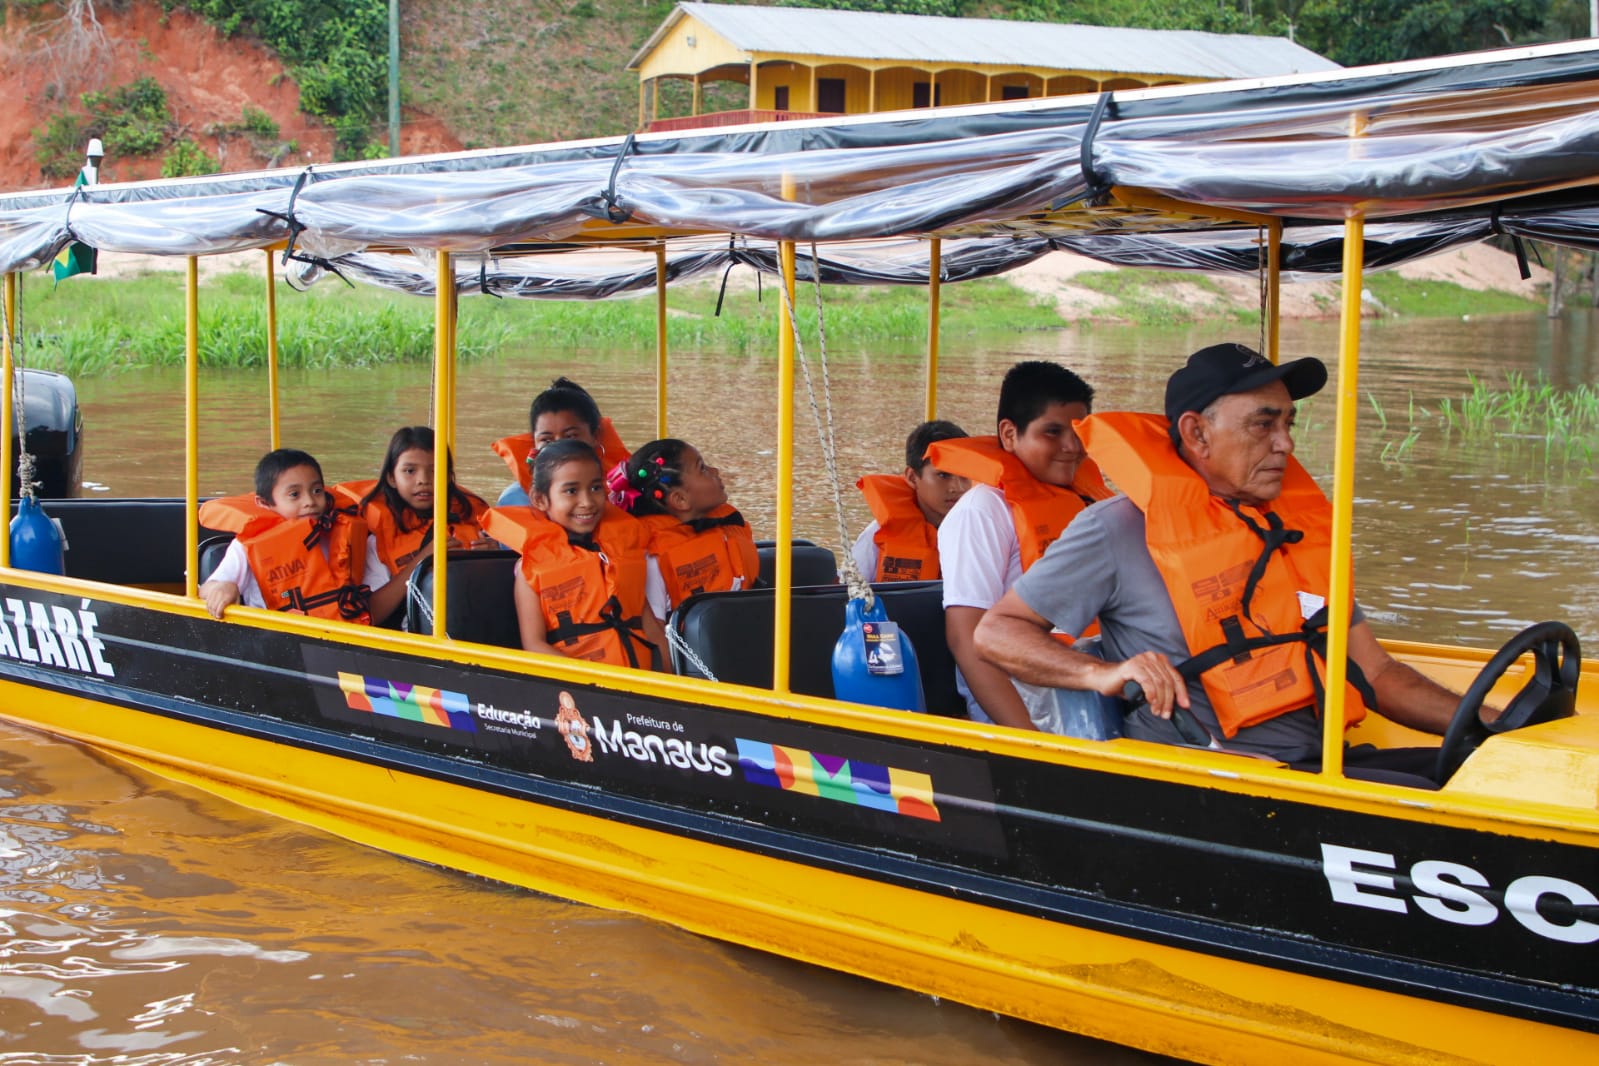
<box><xmin>973</xmin><ymin>343</ymin><xmax>1468</xmax><ymax>783</ymax></box>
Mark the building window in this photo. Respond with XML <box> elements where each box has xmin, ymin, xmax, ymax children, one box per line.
<box><xmin>817</xmin><ymin>77</ymin><xmax>845</xmax><ymax>113</ymax></box>
<box><xmin>1001</xmin><ymin>85</ymin><xmax>1029</xmax><ymax>100</ymax></box>
<box><xmin>774</xmin><ymin>85</ymin><xmax>790</xmax><ymax>111</ymax></box>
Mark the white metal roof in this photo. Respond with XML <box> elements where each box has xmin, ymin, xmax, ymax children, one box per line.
<box><xmin>630</xmin><ymin>2</ymin><xmax>1339</xmax><ymax>78</ymax></box>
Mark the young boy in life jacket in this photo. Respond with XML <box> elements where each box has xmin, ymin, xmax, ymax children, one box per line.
<box><xmin>849</xmin><ymin>420</ymin><xmax>970</xmax><ymax>584</ymax></box>
<box><xmin>927</xmin><ymin>361</ymin><xmax>1111</xmax><ymax>730</ymax></box>
<box><xmin>482</xmin><ymin>440</ymin><xmax>665</xmax><ymax>670</ymax></box>
<box><xmin>198</xmin><ymin>449</ymin><xmax>375</xmax><ymax>623</ymax></box>
<box><xmin>613</xmin><ymin>438</ymin><xmax>760</xmax><ymax>624</ymax></box>
<box><xmin>489</xmin><ymin>377</ymin><xmax>632</xmax><ymax>507</ymax></box>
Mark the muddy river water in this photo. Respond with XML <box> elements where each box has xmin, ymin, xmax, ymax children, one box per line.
<box><xmin>2</xmin><ymin>305</ymin><xmax>1595</xmax><ymax>1063</ymax></box>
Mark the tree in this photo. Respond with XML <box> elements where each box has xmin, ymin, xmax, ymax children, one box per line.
<box><xmin>1294</xmin><ymin>0</ymin><xmax>1545</xmax><ymax>66</ymax></box>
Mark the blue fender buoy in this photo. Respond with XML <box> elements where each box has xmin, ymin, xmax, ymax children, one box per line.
<box><xmin>10</xmin><ymin>495</ymin><xmax>64</xmax><ymax>575</ymax></box>
<box><xmin>832</xmin><ymin>595</ymin><xmax>926</xmax><ymax>712</ymax></box>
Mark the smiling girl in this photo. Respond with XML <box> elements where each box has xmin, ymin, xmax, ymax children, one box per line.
<box><xmin>483</xmin><ymin>440</ymin><xmax>663</xmax><ymax>670</ymax></box>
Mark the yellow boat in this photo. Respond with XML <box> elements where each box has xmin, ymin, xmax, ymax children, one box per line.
<box><xmin>1</xmin><ymin>38</ymin><xmax>1597</xmax><ymax>1066</ymax></box>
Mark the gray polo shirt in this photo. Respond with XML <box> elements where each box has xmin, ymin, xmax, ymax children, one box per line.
<box><xmin>1013</xmin><ymin>495</ymin><xmax>1361</xmax><ymax>761</ymax></box>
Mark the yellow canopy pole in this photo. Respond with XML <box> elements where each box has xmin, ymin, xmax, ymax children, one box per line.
<box><xmin>0</xmin><ymin>272</ymin><xmax>15</xmax><ymax>568</ymax></box>
<box><xmin>926</xmin><ymin>238</ymin><xmax>942</xmax><ymax>420</ymax></box>
<box><xmin>1267</xmin><ymin>219</ymin><xmax>1283</xmax><ymax>364</ymax></box>
<box><xmin>432</xmin><ymin>251</ymin><xmax>455</xmax><ymax>637</ymax></box>
<box><xmin>263</xmin><ymin>250</ymin><xmax>281</xmax><ymax>449</ymax></box>
<box><xmin>773</xmin><ymin>179</ymin><xmax>797</xmax><ymax>694</ymax></box>
<box><xmin>1319</xmin><ymin>214</ymin><xmax>1364</xmax><ymax>778</ymax></box>
<box><xmin>184</xmin><ymin>257</ymin><xmax>201</xmax><ymax>600</ymax></box>
<box><xmin>655</xmin><ymin>244</ymin><xmax>669</xmax><ymax>438</ymax></box>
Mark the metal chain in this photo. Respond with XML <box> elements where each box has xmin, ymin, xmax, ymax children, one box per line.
<box><xmin>665</xmin><ymin>623</ymin><xmax>720</xmax><ymax>683</ymax></box>
<box><xmin>776</xmin><ymin>244</ymin><xmax>873</xmax><ymax>607</ymax></box>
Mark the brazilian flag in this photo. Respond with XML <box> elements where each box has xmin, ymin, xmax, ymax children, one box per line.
<box><xmin>52</xmin><ymin>170</ymin><xmax>98</xmax><ymax>285</ymax></box>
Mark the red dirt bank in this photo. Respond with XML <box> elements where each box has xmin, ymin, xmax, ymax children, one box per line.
<box><xmin>0</xmin><ymin>2</ymin><xmax>460</xmax><ymax>192</ymax></box>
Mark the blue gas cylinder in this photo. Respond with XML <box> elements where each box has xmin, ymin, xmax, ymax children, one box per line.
<box><xmin>831</xmin><ymin>594</ymin><xmax>926</xmax><ymax>712</ymax></box>
<box><xmin>10</xmin><ymin>495</ymin><xmax>64</xmax><ymax>575</ymax></box>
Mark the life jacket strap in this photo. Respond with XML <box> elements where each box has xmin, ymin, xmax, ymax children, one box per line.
<box><xmin>1224</xmin><ymin>500</ymin><xmax>1304</xmax><ymax>621</ymax></box>
<box><xmin>549</xmin><ymin>596</ymin><xmax>660</xmax><ymax>670</ymax></box>
<box><xmin>281</xmin><ymin>582</ymin><xmax>372</xmax><ymax>621</ymax></box>
<box><xmin>1174</xmin><ymin>608</ymin><xmax>1380</xmax><ymax>718</ymax></box>
<box><xmin>301</xmin><ymin>509</ymin><xmax>339</xmax><ymax>549</ymax></box>
<box><xmin>685</xmin><ymin>509</ymin><xmax>746</xmax><ymax>534</ymax></box>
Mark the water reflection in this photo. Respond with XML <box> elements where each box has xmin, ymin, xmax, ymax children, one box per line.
<box><xmin>72</xmin><ymin>310</ymin><xmax>1599</xmax><ymax>650</ymax></box>
<box><xmin>0</xmin><ymin>723</ymin><xmax>1170</xmax><ymax>1064</ymax></box>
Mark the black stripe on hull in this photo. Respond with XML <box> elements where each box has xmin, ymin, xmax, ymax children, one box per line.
<box><xmin>1</xmin><ymin>585</ymin><xmax>1595</xmax><ymax>1033</ymax></box>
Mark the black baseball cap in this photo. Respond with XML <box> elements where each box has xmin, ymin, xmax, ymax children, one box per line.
<box><xmin>1164</xmin><ymin>342</ymin><xmax>1327</xmax><ymax>428</ymax></box>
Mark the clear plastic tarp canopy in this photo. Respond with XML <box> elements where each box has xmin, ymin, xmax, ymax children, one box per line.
<box><xmin>4</xmin><ymin>40</ymin><xmax>1599</xmax><ymax>294</ymax></box>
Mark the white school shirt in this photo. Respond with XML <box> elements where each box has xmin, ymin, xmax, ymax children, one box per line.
<box><xmin>848</xmin><ymin>521</ymin><xmax>881</xmax><ymax>583</ymax></box>
<box><xmin>936</xmin><ymin>482</ymin><xmax>1052</xmax><ymax>725</ymax></box>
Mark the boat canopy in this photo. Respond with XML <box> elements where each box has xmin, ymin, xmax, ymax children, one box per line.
<box><xmin>4</xmin><ymin>41</ymin><xmax>1599</xmax><ymax>293</ymax></box>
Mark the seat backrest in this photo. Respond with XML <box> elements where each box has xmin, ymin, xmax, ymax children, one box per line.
<box><xmin>197</xmin><ymin>534</ymin><xmax>235</xmax><ymax>584</ymax></box>
<box><xmin>406</xmin><ymin>550</ymin><xmax>523</xmax><ymax>648</ymax></box>
<box><xmin>40</xmin><ymin>497</ymin><xmax>228</xmax><ymax>586</ymax></box>
<box><xmin>668</xmin><ymin>581</ymin><xmax>963</xmax><ymax>717</ymax></box>
<box><xmin>754</xmin><ymin>538</ymin><xmax>839</xmax><ymax>587</ymax></box>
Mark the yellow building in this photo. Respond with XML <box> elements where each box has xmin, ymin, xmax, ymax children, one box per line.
<box><xmin>629</xmin><ymin>2</ymin><xmax>1339</xmax><ymax>131</ymax></box>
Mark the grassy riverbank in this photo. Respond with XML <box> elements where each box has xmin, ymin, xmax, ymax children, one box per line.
<box><xmin>15</xmin><ymin>271</ymin><xmax>1059</xmax><ymax>376</ymax></box>
<box><xmin>12</xmin><ymin>263</ymin><xmax>1547</xmax><ymax>377</ymax></box>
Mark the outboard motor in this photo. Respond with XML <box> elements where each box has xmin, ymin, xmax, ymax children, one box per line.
<box><xmin>9</xmin><ymin>369</ymin><xmax>83</xmax><ymax>499</ymax></box>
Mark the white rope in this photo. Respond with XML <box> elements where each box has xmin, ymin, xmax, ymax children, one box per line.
<box><xmin>776</xmin><ymin>243</ymin><xmax>874</xmax><ymax>607</ymax></box>
<box><xmin>0</xmin><ymin>277</ymin><xmax>37</xmax><ymax>500</ymax></box>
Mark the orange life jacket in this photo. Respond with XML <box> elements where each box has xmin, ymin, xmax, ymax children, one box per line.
<box><xmin>639</xmin><ymin>504</ymin><xmax>761</xmax><ymax>610</ymax></box>
<box><xmin>332</xmin><ymin>479</ymin><xmax>489</xmax><ymax>575</ymax></box>
<box><xmin>856</xmin><ymin>474</ymin><xmax>939</xmax><ymax>582</ymax></box>
<box><xmin>490</xmin><ymin>418</ymin><xmax>633</xmax><ymax>494</ymax></box>
<box><xmin>197</xmin><ymin>495</ymin><xmax>371</xmax><ymax>623</ymax></box>
<box><xmin>482</xmin><ymin>506</ymin><xmax>657</xmax><ymax>669</ymax></box>
<box><xmin>1078</xmin><ymin>411</ymin><xmax>1372</xmax><ymax>737</ymax></box>
<box><xmin>924</xmin><ymin>435</ymin><xmax>1112</xmax><ymax>570</ymax></box>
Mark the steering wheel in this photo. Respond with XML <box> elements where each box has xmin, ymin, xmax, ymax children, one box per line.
<box><xmin>1435</xmin><ymin>621</ymin><xmax>1581</xmax><ymax>784</ymax></box>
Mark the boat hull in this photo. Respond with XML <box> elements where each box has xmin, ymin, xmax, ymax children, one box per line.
<box><xmin>0</xmin><ymin>576</ymin><xmax>1595</xmax><ymax>1065</ymax></box>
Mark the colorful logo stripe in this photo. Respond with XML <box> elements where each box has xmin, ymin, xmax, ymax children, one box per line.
<box><xmin>735</xmin><ymin>739</ymin><xmax>939</xmax><ymax>821</ymax></box>
<box><xmin>338</xmin><ymin>672</ymin><xmax>476</xmax><ymax>732</ymax></box>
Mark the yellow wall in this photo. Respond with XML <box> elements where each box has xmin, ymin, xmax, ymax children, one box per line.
<box><xmin>635</xmin><ymin>13</ymin><xmax>747</xmax><ymax>80</ymax></box>
<box><xmin>641</xmin><ymin>29</ymin><xmax>1215</xmax><ymax>122</ymax></box>
<box><xmin>754</xmin><ymin>61</ymin><xmax>812</xmax><ymax>110</ymax></box>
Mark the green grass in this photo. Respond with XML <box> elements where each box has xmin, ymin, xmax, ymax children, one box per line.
<box><xmin>466</xmin><ymin>276</ymin><xmax>1062</xmax><ymax>353</ymax></box>
<box><xmin>1435</xmin><ymin>371</ymin><xmax>1599</xmax><ymax>463</ymax></box>
<box><xmin>12</xmin><ymin>271</ymin><xmax>1061</xmax><ymax>375</ymax></box>
<box><xmin>14</xmin><ymin>271</ymin><xmax>510</xmax><ymax>375</ymax></box>
<box><xmin>1363</xmin><ymin>272</ymin><xmax>1541</xmax><ymax>317</ymax></box>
